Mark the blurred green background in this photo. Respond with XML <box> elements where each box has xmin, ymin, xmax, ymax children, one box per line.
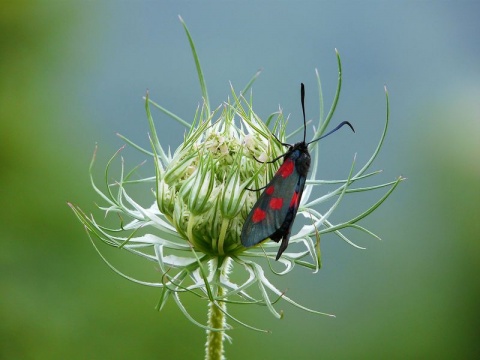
<box><xmin>1</xmin><ymin>2</ymin><xmax>479</xmax><ymax>359</ymax></box>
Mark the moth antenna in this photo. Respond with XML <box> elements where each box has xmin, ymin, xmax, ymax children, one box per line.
<box><xmin>301</xmin><ymin>83</ymin><xmax>306</xmax><ymax>142</ymax></box>
<box><xmin>307</xmin><ymin>121</ymin><xmax>355</xmax><ymax>146</ymax></box>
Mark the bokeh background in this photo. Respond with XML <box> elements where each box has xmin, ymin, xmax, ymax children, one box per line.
<box><xmin>1</xmin><ymin>2</ymin><xmax>479</xmax><ymax>359</ymax></box>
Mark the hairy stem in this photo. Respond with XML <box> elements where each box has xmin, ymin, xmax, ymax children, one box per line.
<box><xmin>205</xmin><ymin>258</ymin><xmax>230</xmax><ymax>360</ymax></box>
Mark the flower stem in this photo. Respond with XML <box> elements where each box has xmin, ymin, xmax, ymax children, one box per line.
<box><xmin>205</xmin><ymin>258</ymin><xmax>230</xmax><ymax>360</ymax></box>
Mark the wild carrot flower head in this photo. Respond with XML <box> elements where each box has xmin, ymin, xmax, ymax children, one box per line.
<box><xmin>69</xmin><ymin>18</ymin><xmax>403</xmax><ymax>335</ymax></box>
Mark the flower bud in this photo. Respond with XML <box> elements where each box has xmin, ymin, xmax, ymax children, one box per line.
<box><xmin>156</xmin><ymin>104</ymin><xmax>284</xmax><ymax>256</ymax></box>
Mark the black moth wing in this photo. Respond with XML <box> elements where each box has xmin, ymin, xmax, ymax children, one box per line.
<box><xmin>241</xmin><ymin>145</ymin><xmax>310</xmax><ymax>259</ymax></box>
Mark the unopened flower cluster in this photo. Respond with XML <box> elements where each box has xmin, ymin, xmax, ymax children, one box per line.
<box><xmin>156</xmin><ymin>99</ymin><xmax>284</xmax><ymax>258</ymax></box>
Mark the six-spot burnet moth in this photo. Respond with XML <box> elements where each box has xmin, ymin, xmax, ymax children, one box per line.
<box><xmin>241</xmin><ymin>83</ymin><xmax>355</xmax><ymax>260</ymax></box>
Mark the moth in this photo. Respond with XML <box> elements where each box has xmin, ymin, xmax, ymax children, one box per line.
<box><xmin>241</xmin><ymin>83</ymin><xmax>354</xmax><ymax>260</ymax></box>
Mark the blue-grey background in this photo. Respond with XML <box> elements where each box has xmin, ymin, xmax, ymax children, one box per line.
<box><xmin>2</xmin><ymin>2</ymin><xmax>479</xmax><ymax>359</ymax></box>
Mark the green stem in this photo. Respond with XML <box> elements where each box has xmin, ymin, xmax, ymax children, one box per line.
<box><xmin>205</xmin><ymin>258</ymin><xmax>230</xmax><ymax>360</ymax></box>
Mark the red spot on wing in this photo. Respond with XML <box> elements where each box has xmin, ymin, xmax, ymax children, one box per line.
<box><xmin>290</xmin><ymin>191</ymin><xmax>299</xmax><ymax>208</ymax></box>
<box><xmin>265</xmin><ymin>185</ymin><xmax>274</xmax><ymax>195</ymax></box>
<box><xmin>278</xmin><ymin>159</ymin><xmax>295</xmax><ymax>178</ymax></box>
<box><xmin>269</xmin><ymin>197</ymin><xmax>283</xmax><ymax>210</ymax></box>
<box><xmin>252</xmin><ymin>208</ymin><xmax>266</xmax><ymax>223</ymax></box>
